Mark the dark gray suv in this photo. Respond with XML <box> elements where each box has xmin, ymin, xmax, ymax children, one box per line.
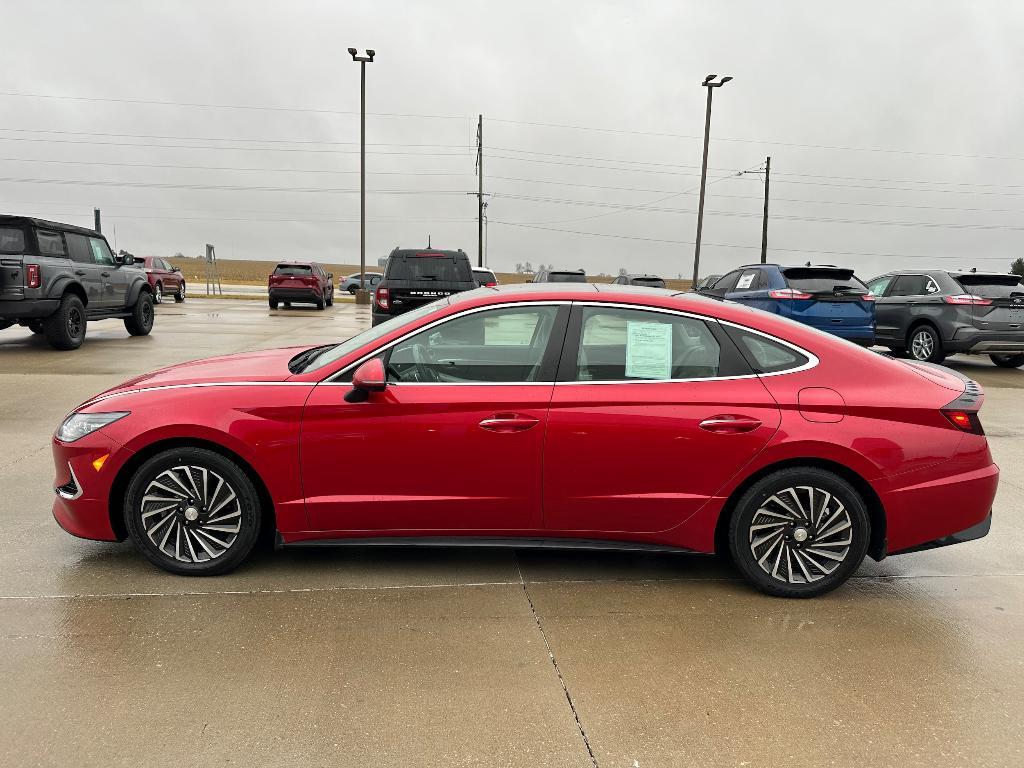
<box><xmin>866</xmin><ymin>269</ymin><xmax>1024</xmax><ymax>367</ymax></box>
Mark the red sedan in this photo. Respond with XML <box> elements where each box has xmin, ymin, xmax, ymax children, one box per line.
<box><xmin>51</xmin><ymin>284</ymin><xmax>998</xmax><ymax>597</ymax></box>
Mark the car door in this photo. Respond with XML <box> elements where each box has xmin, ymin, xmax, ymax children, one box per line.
<box><xmin>300</xmin><ymin>303</ymin><xmax>569</xmax><ymax>533</ymax></box>
<box><xmin>865</xmin><ymin>275</ymin><xmax>896</xmax><ymax>341</ymax></box>
<box><xmin>875</xmin><ymin>274</ymin><xmax>936</xmax><ymax>344</ymax></box>
<box><xmin>85</xmin><ymin>236</ymin><xmax>125</xmax><ymax>307</ymax></box>
<box><xmin>61</xmin><ymin>232</ymin><xmax>105</xmax><ymax>306</ymax></box>
<box><xmin>724</xmin><ymin>268</ymin><xmax>764</xmax><ymax>306</ymax></box>
<box><xmin>702</xmin><ymin>269</ymin><xmax>741</xmax><ymax>299</ymax></box>
<box><xmin>543</xmin><ymin>304</ymin><xmax>781</xmax><ymax>534</ymax></box>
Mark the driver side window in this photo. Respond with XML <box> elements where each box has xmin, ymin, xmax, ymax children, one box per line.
<box><xmin>386</xmin><ymin>305</ymin><xmax>560</xmax><ymax>384</ymax></box>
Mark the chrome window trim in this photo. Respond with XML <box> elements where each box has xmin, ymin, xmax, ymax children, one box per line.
<box><xmin>325</xmin><ymin>300</ymin><xmax>571</xmax><ymax>383</ymax></box>
<box><xmin>324</xmin><ymin>298</ymin><xmax>819</xmax><ymax>387</ymax></box>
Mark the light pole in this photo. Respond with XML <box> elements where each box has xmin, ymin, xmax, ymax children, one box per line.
<box><xmin>349</xmin><ymin>47</ymin><xmax>375</xmax><ymax>305</ymax></box>
<box><xmin>691</xmin><ymin>74</ymin><xmax>731</xmax><ymax>286</ymax></box>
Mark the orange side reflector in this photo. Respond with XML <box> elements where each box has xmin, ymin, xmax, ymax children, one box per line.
<box><xmin>92</xmin><ymin>454</ymin><xmax>109</xmax><ymax>472</ymax></box>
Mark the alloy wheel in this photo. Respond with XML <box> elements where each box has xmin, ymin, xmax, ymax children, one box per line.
<box><xmin>66</xmin><ymin>306</ymin><xmax>83</xmax><ymax>339</ymax></box>
<box><xmin>748</xmin><ymin>485</ymin><xmax>853</xmax><ymax>585</ymax></box>
<box><xmin>141</xmin><ymin>466</ymin><xmax>242</xmax><ymax>563</ymax></box>
<box><xmin>911</xmin><ymin>330</ymin><xmax>934</xmax><ymax>361</ymax></box>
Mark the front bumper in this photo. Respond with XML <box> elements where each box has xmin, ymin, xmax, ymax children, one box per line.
<box><xmin>51</xmin><ymin>431</ymin><xmax>132</xmax><ymax>542</ymax></box>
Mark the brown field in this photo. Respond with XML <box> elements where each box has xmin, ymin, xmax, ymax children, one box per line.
<box><xmin>168</xmin><ymin>257</ymin><xmax>693</xmax><ymax>291</ymax></box>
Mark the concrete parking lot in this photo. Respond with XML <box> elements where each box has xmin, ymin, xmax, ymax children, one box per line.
<box><xmin>2</xmin><ymin>299</ymin><xmax>1023</xmax><ymax>768</ymax></box>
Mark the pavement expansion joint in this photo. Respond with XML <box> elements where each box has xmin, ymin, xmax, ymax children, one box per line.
<box><xmin>515</xmin><ymin>554</ymin><xmax>599</xmax><ymax>768</ymax></box>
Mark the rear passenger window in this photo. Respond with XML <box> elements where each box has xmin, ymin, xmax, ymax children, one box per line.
<box><xmin>574</xmin><ymin>307</ymin><xmax>721</xmax><ymax>381</ymax></box>
<box><xmin>889</xmin><ymin>274</ymin><xmax>938</xmax><ymax>297</ymax></box>
<box><xmin>735</xmin><ymin>270</ymin><xmax>760</xmax><ymax>290</ymax></box>
<box><xmin>36</xmin><ymin>230</ymin><xmax>66</xmax><ymax>257</ymax></box>
<box><xmin>730</xmin><ymin>328</ymin><xmax>809</xmax><ymax>374</ymax></box>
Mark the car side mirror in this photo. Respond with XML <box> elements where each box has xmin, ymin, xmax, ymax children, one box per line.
<box><xmin>345</xmin><ymin>358</ymin><xmax>387</xmax><ymax>403</ymax></box>
<box><xmin>172</xmin><ymin>266</ymin><xmax>181</xmax><ymax>273</ymax></box>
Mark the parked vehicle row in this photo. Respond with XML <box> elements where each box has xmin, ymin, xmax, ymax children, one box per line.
<box><xmin>0</xmin><ymin>215</ymin><xmax>155</xmax><ymax>350</ymax></box>
<box><xmin>52</xmin><ymin>282</ymin><xmax>998</xmax><ymax>597</ymax></box>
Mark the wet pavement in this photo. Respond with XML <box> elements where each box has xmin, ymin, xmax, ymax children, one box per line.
<box><xmin>1</xmin><ymin>300</ymin><xmax>1022</xmax><ymax>767</ymax></box>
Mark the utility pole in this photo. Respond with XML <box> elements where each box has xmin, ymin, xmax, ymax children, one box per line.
<box><xmin>475</xmin><ymin>115</ymin><xmax>484</xmax><ymax>267</ymax></box>
<box><xmin>348</xmin><ymin>47</ymin><xmax>376</xmax><ymax>305</ymax></box>
<box><xmin>692</xmin><ymin>74</ymin><xmax>732</xmax><ymax>286</ymax></box>
<box><xmin>760</xmin><ymin>156</ymin><xmax>770</xmax><ymax>263</ymax></box>
<box><xmin>93</xmin><ymin>208</ymin><xmax>102</xmax><ymax>234</ymax></box>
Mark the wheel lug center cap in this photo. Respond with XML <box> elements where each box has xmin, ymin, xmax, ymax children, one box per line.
<box><xmin>793</xmin><ymin>527</ymin><xmax>809</xmax><ymax>543</ymax></box>
<box><xmin>184</xmin><ymin>507</ymin><xmax>200</xmax><ymax>522</ymax></box>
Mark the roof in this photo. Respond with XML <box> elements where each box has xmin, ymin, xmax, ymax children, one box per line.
<box><xmin>0</xmin><ymin>214</ymin><xmax>102</xmax><ymax>238</ymax></box>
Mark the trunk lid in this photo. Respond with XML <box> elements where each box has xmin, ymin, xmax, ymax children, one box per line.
<box><xmin>780</xmin><ymin>266</ymin><xmax>875</xmax><ymax>328</ymax></box>
<box><xmin>382</xmin><ymin>251</ymin><xmax>476</xmax><ymax>313</ymax></box>
<box><xmin>955</xmin><ymin>273</ymin><xmax>1024</xmax><ymax>332</ymax></box>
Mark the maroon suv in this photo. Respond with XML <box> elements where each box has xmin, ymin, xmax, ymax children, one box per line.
<box><xmin>268</xmin><ymin>262</ymin><xmax>334</xmax><ymax>310</ymax></box>
<box><xmin>139</xmin><ymin>257</ymin><xmax>186</xmax><ymax>303</ymax></box>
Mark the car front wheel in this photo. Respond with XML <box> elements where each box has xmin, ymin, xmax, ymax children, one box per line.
<box><xmin>728</xmin><ymin>468</ymin><xmax>870</xmax><ymax>598</ymax></box>
<box><xmin>124</xmin><ymin>447</ymin><xmax>262</xmax><ymax>575</ymax></box>
<box><xmin>990</xmin><ymin>353</ymin><xmax>1024</xmax><ymax>368</ymax></box>
<box><xmin>174</xmin><ymin>282</ymin><xmax>186</xmax><ymax>303</ymax></box>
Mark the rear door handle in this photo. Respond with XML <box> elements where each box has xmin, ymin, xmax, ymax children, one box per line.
<box><xmin>699</xmin><ymin>415</ymin><xmax>762</xmax><ymax>434</ymax></box>
<box><xmin>479</xmin><ymin>413</ymin><xmax>540</xmax><ymax>433</ymax></box>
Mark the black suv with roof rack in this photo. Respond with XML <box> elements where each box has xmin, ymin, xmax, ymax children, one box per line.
<box><xmin>0</xmin><ymin>215</ymin><xmax>154</xmax><ymax>350</ymax></box>
<box><xmin>865</xmin><ymin>268</ymin><xmax>1024</xmax><ymax>367</ymax></box>
<box><xmin>372</xmin><ymin>247</ymin><xmax>477</xmax><ymax>326</ymax></box>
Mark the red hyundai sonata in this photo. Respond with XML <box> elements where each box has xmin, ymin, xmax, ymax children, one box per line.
<box><xmin>51</xmin><ymin>284</ymin><xmax>998</xmax><ymax>597</ymax></box>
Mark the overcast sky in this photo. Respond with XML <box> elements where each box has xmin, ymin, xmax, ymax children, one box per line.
<box><xmin>2</xmin><ymin>0</ymin><xmax>1022</xmax><ymax>279</ymax></box>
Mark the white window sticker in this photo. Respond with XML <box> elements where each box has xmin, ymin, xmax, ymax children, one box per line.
<box><xmin>625</xmin><ymin>321</ymin><xmax>672</xmax><ymax>379</ymax></box>
<box><xmin>736</xmin><ymin>272</ymin><xmax>756</xmax><ymax>290</ymax></box>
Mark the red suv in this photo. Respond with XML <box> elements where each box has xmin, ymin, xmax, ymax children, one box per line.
<box><xmin>139</xmin><ymin>257</ymin><xmax>186</xmax><ymax>304</ymax></box>
<box><xmin>268</xmin><ymin>262</ymin><xmax>333</xmax><ymax>310</ymax></box>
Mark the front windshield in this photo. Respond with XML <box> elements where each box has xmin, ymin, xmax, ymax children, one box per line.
<box><xmin>298</xmin><ymin>300</ymin><xmax>448</xmax><ymax>374</ymax></box>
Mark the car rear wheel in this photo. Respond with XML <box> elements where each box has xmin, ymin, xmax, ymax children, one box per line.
<box><xmin>907</xmin><ymin>325</ymin><xmax>944</xmax><ymax>364</ymax></box>
<box><xmin>43</xmin><ymin>293</ymin><xmax>87</xmax><ymax>350</ymax></box>
<box><xmin>990</xmin><ymin>353</ymin><xmax>1024</xmax><ymax>368</ymax></box>
<box><xmin>125</xmin><ymin>447</ymin><xmax>261</xmax><ymax>575</ymax></box>
<box><xmin>125</xmin><ymin>291</ymin><xmax>155</xmax><ymax>336</ymax></box>
<box><xmin>174</xmin><ymin>282</ymin><xmax>186</xmax><ymax>303</ymax></box>
<box><xmin>269</xmin><ymin>298</ymin><xmax>278</xmax><ymax>309</ymax></box>
<box><xmin>316</xmin><ymin>297</ymin><xmax>325</xmax><ymax>310</ymax></box>
<box><xmin>728</xmin><ymin>468</ymin><xmax>870</xmax><ymax>598</ymax></box>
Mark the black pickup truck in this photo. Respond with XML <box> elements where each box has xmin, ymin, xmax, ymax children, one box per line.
<box><xmin>0</xmin><ymin>215</ymin><xmax>155</xmax><ymax>350</ymax></box>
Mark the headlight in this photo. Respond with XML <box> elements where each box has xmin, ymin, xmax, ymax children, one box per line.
<box><xmin>56</xmin><ymin>411</ymin><xmax>130</xmax><ymax>443</ymax></box>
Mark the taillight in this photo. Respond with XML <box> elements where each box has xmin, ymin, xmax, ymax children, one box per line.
<box><xmin>375</xmin><ymin>286</ymin><xmax>389</xmax><ymax>309</ymax></box>
<box><xmin>25</xmin><ymin>264</ymin><xmax>41</xmax><ymax>289</ymax></box>
<box><xmin>769</xmin><ymin>288</ymin><xmax>813</xmax><ymax>300</ymax></box>
<box><xmin>942</xmin><ymin>409</ymin><xmax>984</xmax><ymax>435</ymax></box>
<box><xmin>485</xmin><ymin>281</ymin><xmax>497</xmax><ymax>287</ymax></box>
<box><xmin>944</xmin><ymin>294</ymin><xmax>992</xmax><ymax>306</ymax></box>
<box><xmin>862</xmin><ymin>294</ymin><xmax>876</xmax><ymax>301</ymax></box>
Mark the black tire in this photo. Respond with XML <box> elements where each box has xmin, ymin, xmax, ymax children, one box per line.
<box><xmin>124</xmin><ymin>447</ymin><xmax>261</xmax><ymax>576</ymax></box>
<box><xmin>348</xmin><ymin>286</ymin><xmax>358</xmax><ymax>295</ymax></box>
<box><xmin>154</xmin><ymin>282</ymin><xmax>164</xmax><ymax>304</ymax></box>
<box><xmin>727</xmin><ymin>467</ymin><xmax>870</xmax><ymax>598</ymax></box>
<box><xmin>906</xmin><ymin>324</ymin><xmax>944</xmax><ymax>364</ymax></box>
<box><xmin>990</xmin><ymin>353</ymin><xmax>1024</xmax><ymax>368</ymax></box>
<box><xmin>316</xmin><ymin>297</ymin><xmax>325</xmax><ymax>310</ymax></box>
<box><xmin>43</xmin><ymin>293</ymin><xmax>87</xmax><ymax>350</ymax></box>
<box><xmin>269</xmin><ymin>298</ymin><xmax>278</xmax><ymax>309</ymax></box>
<box><xmin>326</xmin><ymin>291</ymin><xmax>334</xmax><ymax>307</ymax></box>
<box><xmin>174</xmin><ymin>282</ymin><xmax>186</xmax><ymax>302</ymax></box>
<box><xmin>124</xmin><ymin>291</ymin><xmax>155</xmax><ymax>336</ymax></box>
<box><xmin>28</xmin><ymin>320</ymin><xmax>44</xmax><ymax>335</ymax></box>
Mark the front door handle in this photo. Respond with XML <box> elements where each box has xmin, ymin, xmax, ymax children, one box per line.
<box><xmin>699</xmin><ymin>415</ymin><xmax>762</xmax><ymax>434</ymax></box>
<box><xmin>479</xmin><ymin>413</ymin><xmax>540</xmax><ymax>433</ymax></box>
<box><xmin>101</xmin><ymin>271</ymin><xmax>111</xmax><ymax>277</ymax></box>
<box><xmin>74</xmin><ymin>270</ymin><xmax>86</xmax><ymax>276</ymax></box>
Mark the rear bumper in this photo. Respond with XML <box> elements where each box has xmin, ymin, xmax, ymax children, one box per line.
<box><xmin>881</xmin><ymin>461</ymin><xmax>999</xmax><ymax>555</ymax></box>
<box><xmin>947</xmin><ymin>330</ymin><xmax>1024</xmax><ymax>354</ymax></box>
<box><xmin>888</xmin><ymin>511</ymin><xmax>991</xmax><ymax>556</ymax></box>
<box><xmin>270</xmin><ymin>288</ymin><xmax>321</xmax><ymax>302</ymax></box>
<box><xmin>0</xmin><ymin>298</ymin><xmax>58</xmax><ymax>319</ymax></box>
<box><xmin>811</xmin><ymin>324</ymin><xmax>875</xmax><ymax>345</ymax></box>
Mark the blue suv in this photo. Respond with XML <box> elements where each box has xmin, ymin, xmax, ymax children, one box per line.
<box><xmin>699</xmin><ymin>264</ymin><xmax>876</xmax><ymax>346</ymax></box>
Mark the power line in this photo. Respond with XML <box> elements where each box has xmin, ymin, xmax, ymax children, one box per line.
<box><xmin>0</xmin><ymin>156</ymin><xmax>472</xmax><ymax>176</ymax></box>
<box><xmin>0</xmin><ymin>135</ymin><xmax>473</xmax><ymax>155</ymax></box>
<box><xmin>490</xmin><ymin>220</ymin><xmax>1012</xmax><ymax>261</ymax></box>
<box><xmin>0</xmin><ymin>176</ymin><xmax>471</xmax><ymax>194</ymax></box>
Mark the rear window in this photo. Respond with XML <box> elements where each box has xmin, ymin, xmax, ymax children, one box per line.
<box><xmin>386</xmin><ymin>253</ymin><xmax>473</xmax><ymax>282</ymax></box>
<box><xmin>274</xmin><ymin>264</ymin><xmax>312</xmax><ymax>276</ymax></box>
<box><xmin>548</xmin><ymin>272</ymin><xmax>587</xmax><ymax>283</ymax></box>
<box><xmin>0</xmin><ymin>227</ymin><xmax>25</xmax><ymax>253</ymax></box>
<box><xmin>36</xmin><ymin>229</ymin><xmax>66</xmax><ymax>257</ymax></box>
<box><xmin>631</xmin><ymin>277</ymin><xmax>666</xmax><ymax>288</ymax></box>
<box><xmin>954</xmin><ymin>274</ymin><xmax>1023</xmax><ymax>299</ymax></box>
<box><xmin>730</xmin><ymin>327</ymin><xmax>810</xmax><ymax>374</ymax></box>
<box><xmin>782</xmin><ymin>268</ymin><xmax>868</xmax><ymax>296</ymax></box>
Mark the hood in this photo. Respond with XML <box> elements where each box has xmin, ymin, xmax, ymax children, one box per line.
<box><xmin>100</xmin><ymin>345</ymin><xmax>310</xmax><ymax>395</ymax></box>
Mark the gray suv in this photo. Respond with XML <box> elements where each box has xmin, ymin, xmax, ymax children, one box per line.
<box><xmin>0</xmin><ymin>215</ymin><xmax>155</xmax><ymax>350</ymax></box>
<box><xmin>866</xmin><ymin>269</ymin><xmax>1024</xmax><ymax>367</ymax></box>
